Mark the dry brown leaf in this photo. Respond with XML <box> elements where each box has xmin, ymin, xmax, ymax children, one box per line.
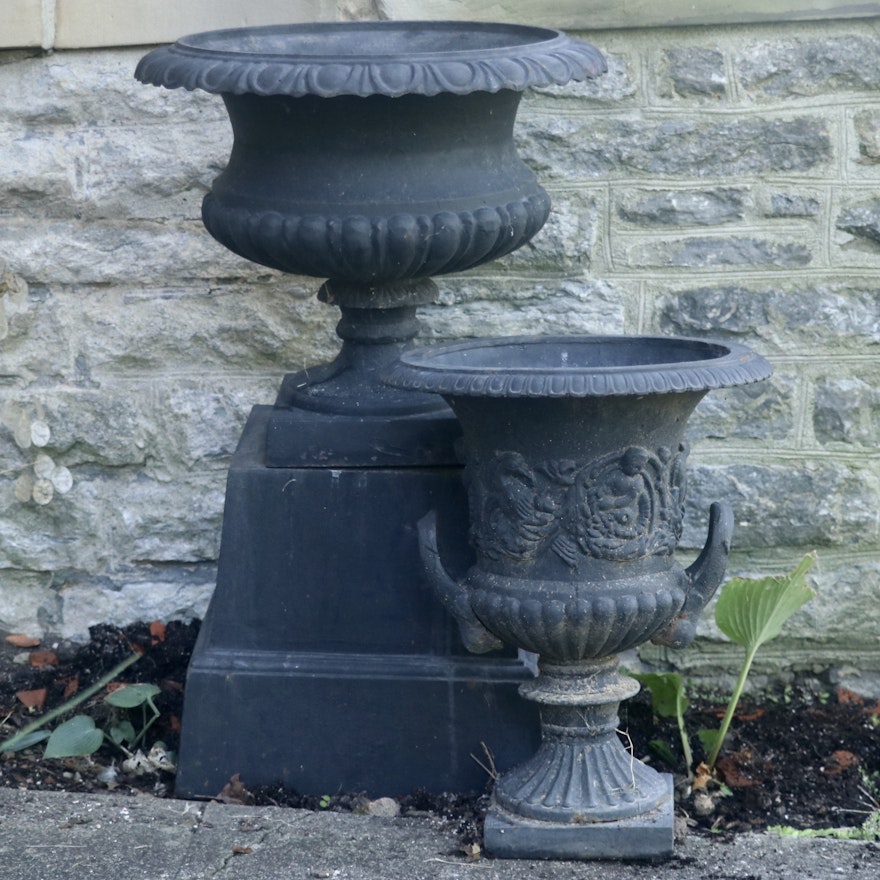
<box><xmin>715</xmin><ymin>755</ymin><xmax>760</xmax><ymax>788</ymax></box>
<box><xmin>5</xmin><ymin>634</ymin><xmax>41</xmax><ymax>648</ymax></box>
<box><xmin>836</xmin><ymin>687</ymin><xmax>865</xmax><ymax>706</ymax></box>
<box><xmin>28</xmin><ymin>650</ymin><xmax>58</xmax><ymax>667</ymax></box>
<box><xmin>216</xmin><ymin>773</ymin><xmax>254</xmax><ymax>806</ymax></box>
<box><xmin>460</xmin><ymin>842</ymin><xmax>482</xmax><ymax>861</ymax></box>
<box><xmin>691</xmin><ymin>762</ymin><xmax>713</xmax><ymax>792</ymax></box>
<box><xmin>16</xmin><ymin>688</ymin><xmax>48</xmax><ymax>711</ymax></box>
<box><xmin>231</xmin><ymin>845</ymin><xmax>254</xmax><ymax>855</ymax></box>
<box><xmin>149</xmin><ymin>621</ymin><xmax>166</xmax><ymax>644</ymax></box>
<box><xmin>823</xmin><ymin>749</ymin><xmax>858</xmax><ymax>776</ymax></box>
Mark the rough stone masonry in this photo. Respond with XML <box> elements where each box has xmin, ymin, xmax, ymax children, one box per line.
<box><xmin>0</xmin><ymin>18</ymin><xmax>879</xmax><ymax>693</ymax></box>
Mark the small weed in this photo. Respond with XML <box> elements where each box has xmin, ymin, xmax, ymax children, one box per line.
<box><xmin>631</xmin><ymin>671</ymin><xmax>693</xmax><ymax>780</ymax></box>
<box><xmin>635</xmin><ymin>552</ymin><xmax>816</xmax><ymax>777</ymax></box>
<box><xmin>705</xmin><ymin>552</ymin><xmax>816</xmax><ymax>769</ymax></box>
<box><xmin>105</xmin><ymin>683</ymin><xmax>161</xmax><ymax>752</ymax></box>
<box><xmin>769</xmin><ymin>811</ymin><xmax>880</xmax><ymax>841</ymax></box>
<box><xmin>470</xmin><ymin>741</ymin><xmax>498</xmax><ymax>781</ymax></box>
<box><xmin>0</xmin><ymin>652</ymin><xmax>167</xmax><ymax>769</ymax></box>
<box><xmin>0</xmin><ymin>651</ymin><xmax>141</xmax><ymax>755</ymax></box>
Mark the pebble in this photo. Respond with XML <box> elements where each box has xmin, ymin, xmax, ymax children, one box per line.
<box><xmin>364</xmin><ymin>797</ymin><xmax>400</xmax><ymax>818</ymax></box>
<box><xmin>693</xmin><ymin>792</ymin><xmax>716</xmax><ymax>817</ymax></box>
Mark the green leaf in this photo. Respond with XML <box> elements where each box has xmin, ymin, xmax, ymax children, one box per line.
<box><xmin>632</xmin><ymin>672</ymin><xmax>689</xmax><ymax>719</ymax></box>
<box><xmin>0</xmin><ymin>730</ymin><xmax>50</xmax><ymax>753</ymax></box>
<box><xmin>768</xmin><ymin>821</ymin><xmax>880</xmax><ymax>841</ymax></box>
<box><xmin>863</xmin><ymin>812</ymin><xmax>880</xmax><ymax>840</ymax></box>
<box><xmin>44</xmin><ymin>715</ymin><xmax>104</xmax><ymax>758</ymax></box>
<box><xmin>715</xmin><ymin>552</ymin><xmax>816</xmax><ymax>651</ymax></box>
<box><xmin>647</xmin><ymin>739</ymin><xmax>677</xmax><ymax>767</ymax></box>
<box><xmin>698</xmin><ymin>728</ymin><xmax>720</xmax><ymax>754</ymax></box>
<box><xmin>106</xmin><ymin>683</ymin><xmax>161</xmax><ymax>709</ymax></box>
<box><xmin>706</xmin><ymin>553</ymin><xmax>817</xmax><ymax>770</ymax></box>
<box><xmin>109</xmin><ymin>720</ymin><xmax>137</xmax><ymax>745</ymax></box>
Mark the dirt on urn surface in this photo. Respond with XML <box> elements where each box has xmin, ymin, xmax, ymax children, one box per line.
<box><xmin>1</xmin><ymin>620</ymin><xmax>879</xmax><ymax>846</ymax></box>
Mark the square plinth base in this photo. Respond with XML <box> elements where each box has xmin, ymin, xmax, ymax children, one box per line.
<box><xmin>175</xmin><ymin>405</ymin><xmax>540</xmax><ymax>798</ymax></box>
<box><xmin>483</xmin><ymin>777</ymin><xmax>675</xmax><ymax>861</ymax></box>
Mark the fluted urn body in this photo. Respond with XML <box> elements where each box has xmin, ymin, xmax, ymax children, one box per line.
<box><xmin>387</xmin><ymin>334</ymin><xmax>771</xmax><ymax>859</ymax></box>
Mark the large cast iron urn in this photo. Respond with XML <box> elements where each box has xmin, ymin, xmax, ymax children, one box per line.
<box><xmin>136</xmin><ymin>22</ymin><xmax>606</xmax><ymax>439</ymax></box>
<box><xmin>135</xmin><ymin>23</ymin><xmax>609</xmax><ymax>803</ymax></box>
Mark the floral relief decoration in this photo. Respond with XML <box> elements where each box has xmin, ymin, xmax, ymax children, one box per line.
<box><xmin>468</xmin><ymin>444</ymin><xmax>689</xmax><ymax>567</ymax></box>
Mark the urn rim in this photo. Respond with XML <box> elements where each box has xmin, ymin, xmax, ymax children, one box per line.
<box><xmin>134</xmin><ymin>20</ymin><xmax>606</xmax><ymax>98</ymax></box>
<box><xmin>384</xmin><ymin>334</ymin><xmax>773</xmax><ymax>398</ymax></box>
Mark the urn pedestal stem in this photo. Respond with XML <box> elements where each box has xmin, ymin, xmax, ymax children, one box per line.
<box><xmin>494</xmin><ymin>658</ymin><xmax>668</xmax><ymax>823</ymax></box>
<box><xmin>485</xmin><ymin>659</ymin><xmax>675</xmax><ymax>860</ymax></box>
<box><xmin>273</xmin><ymin>278</ymin><xmax>443</xmax><ymax>417</ymax></box>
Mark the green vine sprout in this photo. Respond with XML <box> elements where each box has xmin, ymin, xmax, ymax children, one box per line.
<box><xmin>0</xmin><ymin>652</ymin><xmax>162</xmax><ymax>761</ymax></box>
<box><xmin>631</xmin><ymin>671</ymin><xmax>694</xmax><ymax>780</ymax></box>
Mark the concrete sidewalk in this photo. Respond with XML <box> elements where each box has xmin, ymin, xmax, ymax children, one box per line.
<box><xmin>0</xmin><ymin>787</ymin><xmax>877</xmax><ymax>880</ymax></box>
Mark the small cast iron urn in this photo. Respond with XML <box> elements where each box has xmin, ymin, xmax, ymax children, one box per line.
<box><xmin>387</xmin><ymin>335</ymin><xmax>772</xmax><ymax>859</ymax></box>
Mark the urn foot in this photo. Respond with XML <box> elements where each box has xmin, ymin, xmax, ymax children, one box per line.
<box><xmin>484</xmin><ymin>776</ymin><xmax>674</xmax><ymax>861</ymax></box>
<box><xmin>275</xmin><ymin>279</ymin><xmax>449</xmax><ymax>420</ymax></box>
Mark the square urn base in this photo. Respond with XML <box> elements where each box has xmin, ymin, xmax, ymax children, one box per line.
<box><xmin>483</xmin><ymin>776</ymin><xmax>675</xmax><ymax>861</ymax></box>
<box><xmin>175</xmin><ymin>405</ymin><xmax>540</xmax><ymax>798</ymax></box>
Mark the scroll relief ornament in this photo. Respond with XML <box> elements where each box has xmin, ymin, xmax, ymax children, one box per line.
<box><xmin>468</xmin><ymin>444</ymin><xmax>689</xmax><ymax>566</ymax></box>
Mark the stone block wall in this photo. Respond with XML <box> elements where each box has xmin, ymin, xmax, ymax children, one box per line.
<box><xmin>1</xmin><ymin>17</ymin><xmax>879</xmax><ymax>692</ymax></box>
<box><xmin>529</xmin><ymin>20</ymin><xmax>880</xmax><ymax>692</ymax></box>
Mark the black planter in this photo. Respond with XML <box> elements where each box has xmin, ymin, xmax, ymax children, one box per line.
<box><xmin>136</xmin><ymin>22</ymin><xmax>605</xmax><ymax>430</ymax></box>
<box><xmin>136</xmin><ymin>23</ymin><xmax>607</xmax><ymax>801</ymax></box>
<box><xmin>386</xmin><ymin>335</ymin><xmax>772</xmax><ymax>859</ymax></box>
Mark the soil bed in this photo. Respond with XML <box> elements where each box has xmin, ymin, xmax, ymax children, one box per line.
<box><xmin>621</xmin><ymin>684</ymin><xmax>880</xmax><ymax>834</ymax></box>
<box><xmin>2</xmin><ymin>621</ymin><xmax>878</xmax><ymax>845</ymax></box>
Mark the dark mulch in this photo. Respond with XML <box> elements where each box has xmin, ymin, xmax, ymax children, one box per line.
<box><xmin>2</xmin><ymin>621</ymin><xmax>878</xmax><ymax>845</ymax></box>
<box><xmin>622</xmin><ymin>685</ymin><xmax>880</xmax><ymax>833</ymax></box>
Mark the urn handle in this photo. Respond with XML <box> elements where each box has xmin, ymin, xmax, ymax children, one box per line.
<box><xmin>652</xmin><ymin>501</ymin><xmax>734</xmax><ymax>649</ymax></box>
<box><xmin>417</xmin><ymin>511</ymin><xmax>504</xmax><ymax>654</ymax></box>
